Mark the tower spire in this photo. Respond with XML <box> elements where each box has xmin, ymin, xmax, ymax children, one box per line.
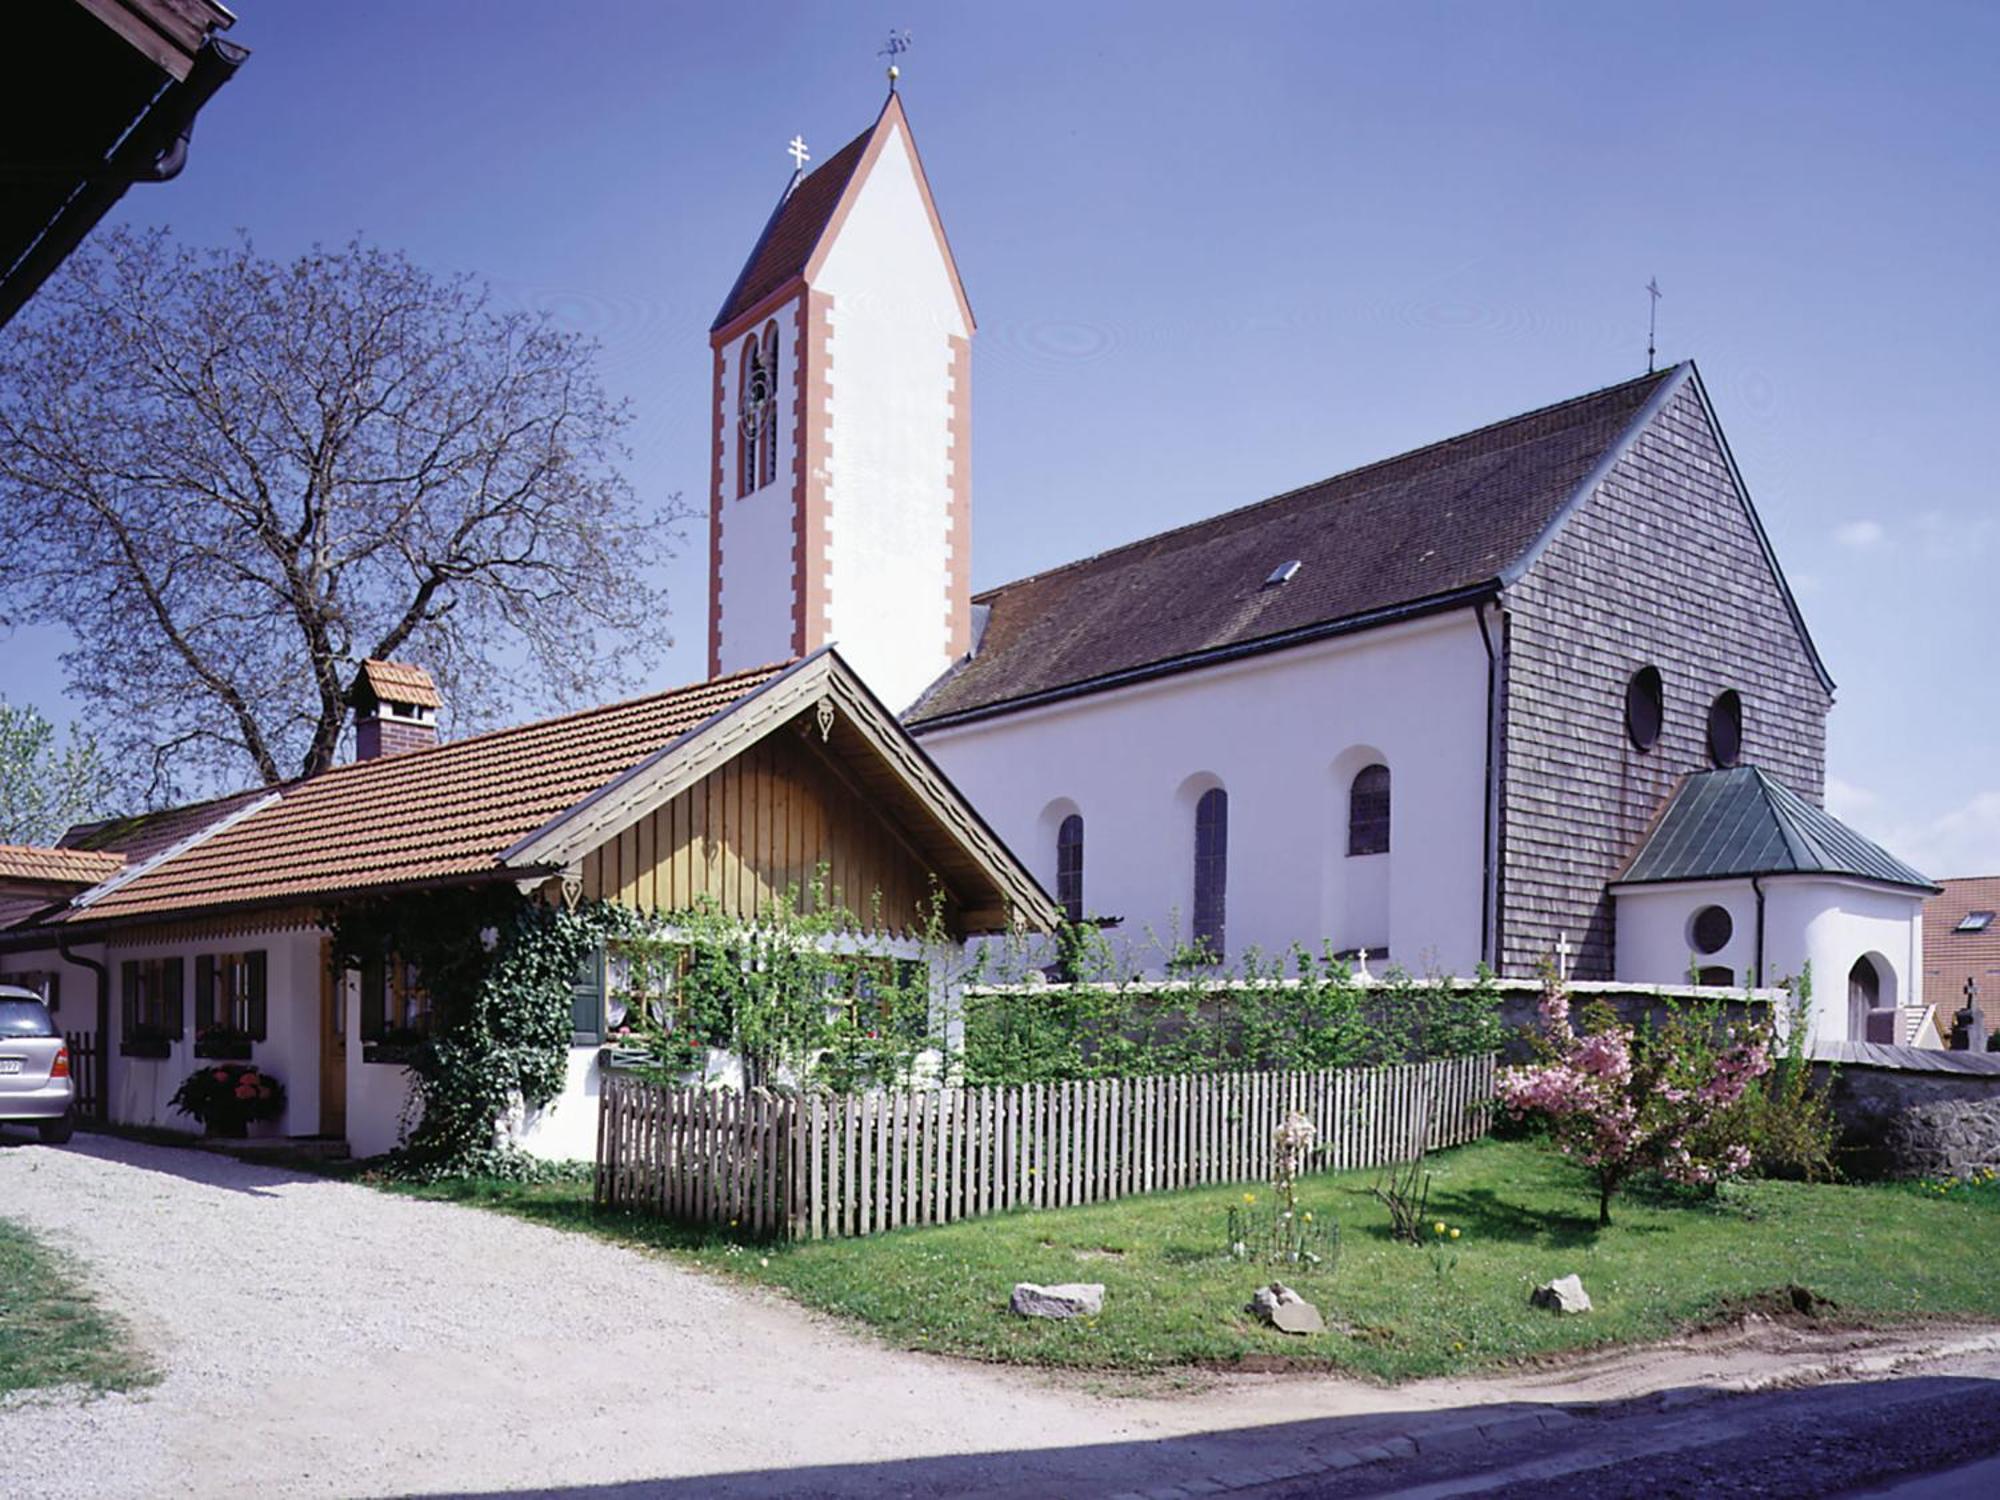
<box><xmin>879</xmin><ymin>29</ymin><xmax>912</xmax><ymax>91</ymax></box>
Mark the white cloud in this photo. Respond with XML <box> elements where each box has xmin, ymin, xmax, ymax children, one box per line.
<box><xmin>1827</xmin><ymin>781</ymin><xmax>2000</xmax><ymax>882</ymax></box>
<box><xmin>1833</xmin><ymin>519</ymin><xmax>1886</xmax><ymax>550</ymax></box>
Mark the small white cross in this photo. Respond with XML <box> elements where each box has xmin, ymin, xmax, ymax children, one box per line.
<box><xmin>1556</xmin><ymin>933</ymin><xmax>1572</xmax><ymax>982</ymax></box>
<box><xmin>788</xmin><ymin>135</ymin><xmax>811</xmax><ymax>172</ymax></box>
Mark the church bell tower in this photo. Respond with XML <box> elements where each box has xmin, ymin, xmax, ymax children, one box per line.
<box><xmin>706</xmin><ymin>92</ymin><xmax>974</xmax><ymax>712</ymax></box>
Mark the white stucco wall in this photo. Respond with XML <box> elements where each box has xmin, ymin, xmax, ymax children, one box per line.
<box><xmin>0</xmin><ymin>945</ymin><xmax>108</xmax><ymax>1041</ymax></box>
<box><xmin>814</xmin><ymin>122</ymin><xmax>968</xmax><ymax>712</ymax></box>
<box><xmin>918</xmin><ymin>611</ymin><xmax>1493</xmax><ymax>975</ymax></box>
<box><xmin>1613</xmin><ymin>875</ymin><xmax>1926</xmax><ymax>1044</ymax></box>
<box><xmin>715</xmin><ymin>293</ymin><xmax>803</xmax><ymax>676</ymax></box>
<box><xmin>97</xmin><ymin>927</ymin><xmax>325</xmax><ymax>1138</ymax></box>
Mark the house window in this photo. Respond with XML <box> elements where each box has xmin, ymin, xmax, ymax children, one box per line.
<box><xmin>1056</xmin><ymin>813</ymin><xmax>1084</xmax><ymax>924</ymax></box>
<box><xmin>1691</xmin><ymin>905</ymin><xmax>1733</xmax><ymax>956</ymax></box>
<box><xmin>194</xmin><ymin>950</ymin><xmax>267</xmax><ymax>1057</ymax></box>
<box><xmin>119</xmin><ymin>957</ymin><xmax>184</xmax><ymax>1056</ymax></box>
<box><xmin>1957</xmin><ymin>911</ymin><xmax>1995</xmax><ymax>934</ymax></box>
<box><xmin>0</xmin><ymin>969</ymin><xmax>59</xmax><ymax>1013</ymax></box>
<box><xmin>1347</xmin><ymin>764</ymin><xmax>1391</xmax><ymax>856</ymax></box>
<box><xmin>571</xmin><ymin>947</ymin><xmax>610</xmax><ymax>1044</ymax></box>
<box><xmin>1707</xmin><ymin>690</ymin><xmax>1743</xmax><ymax>768</ymax></box>
<box><xmin>823</xmin><ymin>956</ymin><xmax>931</xmax><ymax>1043</ymax></box>
<box><xmin>1192</xmin><ymin>787</ymin><xmax>1228</xmax><ymax>961</ymax></box>
<box><xmin>359</xmin><ymin>955</ymin><xmax>431</xmax><ymax>1059</ymax></box>
<box><xmin>1625</xmin><ymin>666</ymin><xmax>1664</xmax><ymax>751</ymax></box>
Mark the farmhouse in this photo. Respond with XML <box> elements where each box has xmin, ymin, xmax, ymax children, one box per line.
<box><xmin>697</xmin><ymin>92</ymin><xmax>1938</xmax><ymax>1041</ymax></box>
<box><xmin>0</xmin><ymin>650</ymin><xmax>1056</xmax><ymax>1155</ymax></box>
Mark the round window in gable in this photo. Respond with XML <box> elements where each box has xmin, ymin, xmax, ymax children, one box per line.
<box><xmin>1691</xmin><ymin>904</ymin><xmax>1733</xmax><ymax>956</ymax></box>
<box><xmin>1707</xmin><ymin>690</ymin><xmax>1744</xmax><ymax>768</ymax></box>
<box><xmin>1624</xmin><ymin>666</ymin><xmax>1664</xmax><ymax>751</ymax></box>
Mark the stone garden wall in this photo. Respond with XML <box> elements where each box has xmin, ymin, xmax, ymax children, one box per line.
<box><xmin>1812</xmin><ymin>1054</ymin><xmax>2000</xmax><ymax>1181</ymax></box>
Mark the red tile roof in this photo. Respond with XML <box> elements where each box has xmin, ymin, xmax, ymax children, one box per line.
<box><xmin>64</xmin><ymin>663</ymin><xmax>787</xmax><ymax>924</ymax></box>
<box><xmin>0</xmin><ymin>845</ymin><xmax>125</xmax><ymax>885</ymax></box>
<box><xmin>907</xmin><ymin>370</ymin><xmax>1678</xmax><ymax>727</ymax></box>
<box><xmin>1925</xmin><ymin>876</ymin><xmax>2000</xmax><ymax>1033</ymax></box>
<box><xmin>711</xmin><ymin>123</ymin><xmax>873</xmax><ymax>332</ymax></box>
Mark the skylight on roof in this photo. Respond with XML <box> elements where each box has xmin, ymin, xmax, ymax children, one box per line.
<box><xmin>1958</xmin><ymin>910</ymin><xmax>1996</xmax><ymax>933</ymax></box>
<box><xmin>1264</xmin><ymin>560</ymin><xmax>1302</xmax><ymax>588</ymax></box>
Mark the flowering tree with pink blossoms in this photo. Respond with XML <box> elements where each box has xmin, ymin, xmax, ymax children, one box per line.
<box><xmin>1497</xmin><ymin>965</ymin><xmax>1773</xmax><ymax>1226</ymax></box>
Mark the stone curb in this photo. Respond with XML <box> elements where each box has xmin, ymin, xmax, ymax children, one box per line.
<box><xmin>1102</xmin><ymin>1408</ymin><xmax>1577</xmax><ymax>1500</ymax></box>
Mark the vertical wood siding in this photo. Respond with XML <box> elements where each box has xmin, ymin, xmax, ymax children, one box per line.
<box><xmin>579</xmin><ymin>729</ymin><xmax>944</xmax><ymax>932</ymax></box>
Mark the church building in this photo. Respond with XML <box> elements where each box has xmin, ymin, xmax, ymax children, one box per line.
<box><xmin>707</xmin><ymin>90</ymin><xmax>1939</xmax><ymax>1046</ymax></box>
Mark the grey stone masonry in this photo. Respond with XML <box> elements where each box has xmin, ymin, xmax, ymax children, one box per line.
<box><xmin>1499</xmin><ymin>376</ymin><xmax>1831</xmax><ymax>979</ymax></box>
<box><xmin>1818</xmin><ymin>1063</ymin><xmax>2000</xmax><ymax>1180</ymax></box>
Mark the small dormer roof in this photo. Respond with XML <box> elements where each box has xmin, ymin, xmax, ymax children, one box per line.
<box><xmin>348</xmin><ymin>659</ymin><xmax>441</xmax><ymax>712</ymax></box>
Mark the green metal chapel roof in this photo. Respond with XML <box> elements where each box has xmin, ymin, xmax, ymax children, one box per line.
<box><xmin>1617</xmin><ymin>766</ymin><xmax>1937</xmax><ymax>893</ymax></box>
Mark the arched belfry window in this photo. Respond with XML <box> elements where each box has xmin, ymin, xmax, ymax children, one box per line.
<box><xmin>759</xmin><ymin>320</ymin><xmax>780</xmax><ymax>489</ymax></box>
<box><xmin>1193</xmin><ymin>788</ymin><xmax>1228</xmax><ymax>959</ymax></box>
<box><xmin>738</xmin><ymin>327</ymin><xmax>778</xmax><ymax>497</ymax></box>
<box><xmin>1348</xmin><ymin>764</ymin><xmax>1391</xmax><ymax>856</ymax></box>
<box><xmin>1056</xmin><ymin>814</ymin><xmax>1084</xmax><ymax>924</ymax></box>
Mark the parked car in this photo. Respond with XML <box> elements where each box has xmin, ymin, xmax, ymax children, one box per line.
<box><xmin>0</xmin><ymin>984</ymin><xmax>74</xmax><ymax>1143</ymax></box>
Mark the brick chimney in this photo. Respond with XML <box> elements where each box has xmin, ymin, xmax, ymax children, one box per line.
<box><xmin>347</xmin><ymin>659</ymin><xmax>441</xmax><ymax>761</ymax></box>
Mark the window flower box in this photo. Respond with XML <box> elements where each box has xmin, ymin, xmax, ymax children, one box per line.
<box><xmin>120</xmin><ymin>1031</ymin><xmax>174</xmax><ymax>1059</ymax></box>
<box><xmin>193</xmin><ymin>1028</ymin><xmax>255</xmax><ymax>1061</ymax></box>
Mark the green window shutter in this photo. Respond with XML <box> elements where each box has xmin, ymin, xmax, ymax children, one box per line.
<box><xmin>121</xmin><ymin>960</ymin><xmax>137</xmax><ymax>1033</ymax></box>
<box><xmin>359</xmin><ymin>956</ymin><xmax>385</xmax><ymax>1042</ymax></box>
<box><xmin>570</xmin><ymin>947</ymin><xmax>605</xmax><ymax>1043</ymax></box>
<box><xmin>195</xmin><ymin>955</ymin><xmax>215</xmax><ymax>1033</ymax></box>
<box><xmin>164</xmin><ymin>957</ymin><xmax>185</xmax><ymax>1039</ymax></box>
<box><xmin>247</xmin><ymin>951</ymin><xmax>268</xmax><ymax>1040</ymax></box>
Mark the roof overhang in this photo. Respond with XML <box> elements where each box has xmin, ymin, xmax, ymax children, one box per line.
<box><xmin>503</xmin><ymin>649</ymin><xmax>1060</xmax><ymax>933</ymax></box>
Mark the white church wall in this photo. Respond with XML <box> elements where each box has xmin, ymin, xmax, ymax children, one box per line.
<box><xmin>919</xmin><ymin>610</ymin><xmax>1491</xmax><ymax>976</ymax></box>
<box><xmin>814</xmin><ymin>122</ymin><xmax>968</xmax><ymax>712</ymax></box>
<box><xmin>714</xmin><ymin>294</ymin><xmax>803</xmax><ymax>676</ymax></box>
<box><xmin>1614</xmin><ymin>876</ymin><xmax>1926</xmax><ymax>1044</ymax></box>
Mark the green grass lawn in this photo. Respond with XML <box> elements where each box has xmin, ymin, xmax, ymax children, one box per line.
<box><xmin>394</xmin><ymin>1138</ymin><xmax>2000</xmax><ymax>1383</ymax></box>
<box><xmin>0</xmin><ymin>1217</ymin><xmax>151</xmax><ymax>1398</ymax></box>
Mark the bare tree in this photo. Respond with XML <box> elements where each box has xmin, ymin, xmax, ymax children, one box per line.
<box><xmin>0</xmin><ymin>229</ymin><xmax>678</xmax><ymax>802</ymax></box>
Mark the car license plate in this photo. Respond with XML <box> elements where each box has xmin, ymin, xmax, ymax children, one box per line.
<box><xmin>0</xmin><ymin>1059</ymin><xmax>22</xmax><ymax>1074</ymax></box>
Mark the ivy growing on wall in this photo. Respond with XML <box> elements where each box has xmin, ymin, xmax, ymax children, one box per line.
<box><xmin>327</xmin><ymin>886</ymin><xmax>630</xmax><ymax>1181</ymax></box>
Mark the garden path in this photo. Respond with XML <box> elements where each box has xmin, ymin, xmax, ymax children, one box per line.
<box><xmin>1</xmin><ymin>1132</ymin><xmax>1994</xmax><ymax>1499</ymax></box>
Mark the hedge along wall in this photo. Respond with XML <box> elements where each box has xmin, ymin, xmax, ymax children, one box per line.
<box><xmin>960</xmin><ymin>974</ymin><xmax>1790</xmax><ymax>1086</ymax></box>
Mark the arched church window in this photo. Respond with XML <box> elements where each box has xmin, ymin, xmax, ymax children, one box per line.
<box><xmin>1192</xmin><ymin>788</ymin><xmax>1228</xmax><ymax>960</ymax></box>
<box><xmin>738</xmin><ymin>332</ymin><xmax>775</xmax><ymax>497</ymax></box>
<box><xmin>1056</xmin><ymin>813</ymin><xmax>1084</xmax><ymax>924</ymax></box>
<box><xmin>1625</xmin><ymin>666</ymin><xmax>1664</xmax><ymax>751</ymax></box>
<box><xmin>1696</xmin><ymin>965</ymin><xmax>1735</xmax><ymax>988</ymax></box>
<box><xmin>1707</xmin><ymin>690</ymin><xmax>1743</xmax><ymax>768</ymax></box>
<box><xmin>1347</xmin><ymin>764</ymin><xmax>1391</xmax><ymax>856</ymax></box>
<box><xmin>759</xmin><ymin>320</ymin><xmax>781</xmax><ymax>489</ymax></box>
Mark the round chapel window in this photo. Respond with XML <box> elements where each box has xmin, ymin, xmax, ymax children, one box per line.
<box><xmin>1624</xmin><ymin>666</ymin><xmax>1664</xmax><ymax>751</ymax></box>
<box><xmin>1707</xmin><ymin>690</ymin><xmax>1744</xmax><ymax>768</ymax></box>
<box><xmin>1691</xmin><ymin>905</ymin><xmax>1734</xmax><ymax>956</ymax></box>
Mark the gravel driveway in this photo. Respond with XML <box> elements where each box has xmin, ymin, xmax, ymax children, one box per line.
<box><xmin>0</xmin><ymin>1133</ymin><xmax>1407</xmax><ymax>1498</ymax></box>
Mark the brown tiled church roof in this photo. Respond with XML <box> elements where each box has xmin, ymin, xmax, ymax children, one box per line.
<box><xmin>61</xmin><ymin>663</ymin><xmax>786</xmax><ymax>925</ymax></box>
<box><xmin>711</xmin><ymin>126</ymin><xmax>872</xmax><ymax>332</ymax></box>
<box><xmin>906</xmin><ymin>368</ymin><xmax>1678</xmax><ymax>728</ymax></box>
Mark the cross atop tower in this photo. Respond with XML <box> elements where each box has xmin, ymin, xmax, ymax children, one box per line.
<box><xmin>787</xmin><ymin>135</ymin><xmax>811</xmax><ymax>172</ymax></box>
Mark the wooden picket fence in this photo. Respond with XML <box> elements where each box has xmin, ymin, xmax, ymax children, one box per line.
<box><xmin>596</xmin><ymin>1053</ymin><xmax>1495</xmax><ymax>1240</ymax></box>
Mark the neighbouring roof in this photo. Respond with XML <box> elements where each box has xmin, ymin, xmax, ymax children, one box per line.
<box><xmin>0</xmin><ymin>844</ymin><xmax>124</xmax><ymax>885</ymax></box>
<box><xmin>906</xmin><ymin>367</ymin><xmax>1679</xmax><ymax>728</ymax></box>
<box><xmin>1616</xmin><ymin>767</ymin><xmax>1937</xmax><ymax>892</ymax></box>
<box><xmin>711</xmin><ymin>124</ymin><xmax>871</xmax><ymax>332</ymax></box>
<box><xmin>1924</xmin><ymin>875</ymin><xmax>2000</xmax><ymax>1032</ymax></box>
<box><xmin>56</xmin><ymin>664</ymin><xmax>787</xmax><ymax>925</ymax></box>
<box><xmin>1</xmin><ymin>0</ymin><xmax>246</xmax><ymax>328</ymax></box>
<box><xmin>352</xmin><ymin>658</ymin><xmax>441</xmax><ymax>710</ymax></box>
<box><xmin>60</xmin><ymin>783</ymin><xmax>277</xmax><ymax>862</ymax></box>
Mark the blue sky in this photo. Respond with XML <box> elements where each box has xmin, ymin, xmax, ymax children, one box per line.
<box><xmin>5</xmin><ymin>2</ymin><xmax>1997</xmax><ymax>875</ymax></box>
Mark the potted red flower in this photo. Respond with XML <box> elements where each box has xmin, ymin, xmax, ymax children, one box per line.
<box><xmin>169</xmin><ymin>1062</ymin><xmax>286</xmax><ymax>1138</ymax></box>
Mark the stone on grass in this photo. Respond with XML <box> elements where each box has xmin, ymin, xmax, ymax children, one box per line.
<box><xmin>1530</xmin><ymin>1274</ymin><xmax>1592</xmax><ymax>1314</ymax></box>
<box><xmin>1247</xmin><ymin>1282</ymin><xmax>1326</xmax><ymax>1335</ymax></box>
<box><xmin>1010</xmin><ymin>1281</ymin><xmax>1104</xmax><ymax>1319</ymax></box>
